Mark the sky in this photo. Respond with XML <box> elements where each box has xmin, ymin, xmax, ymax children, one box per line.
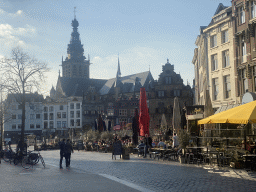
<box><xmin>0</xmin><ymin>0</ymin><xmax>232</xmax><ymax>97</ymax></box>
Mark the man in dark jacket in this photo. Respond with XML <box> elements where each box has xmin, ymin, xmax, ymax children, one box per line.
<box><xmin>143</xmin><ymin>134</ymin><xmax>152</xmax><ymax>158</ymax></box>
<box><xmin>65</xmin><ymin>139</ymin><xmax>73</xmax><ymax>168</ymax></box>
<box><xmin>59</xmin><ymin>139</ymin><xmax>66</xmax><ymax>169</ymax></box>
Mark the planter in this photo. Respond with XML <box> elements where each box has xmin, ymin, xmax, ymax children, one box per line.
<box><xmin>122</xmin><ymin>147</ymin><xmax>130</xmax><ymax>160</ymax></box>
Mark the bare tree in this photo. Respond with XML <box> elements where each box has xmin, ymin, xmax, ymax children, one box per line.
<box><xmin>1</xmin><ymin>47</ymin><xmax>49</xmax><ymax>151</ymax></box>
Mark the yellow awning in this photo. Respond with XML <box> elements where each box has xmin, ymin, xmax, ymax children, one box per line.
<box><xmin>198</xmin><ymin>100</ymin><xmax>256</xmax><ymax>124</ymax></box>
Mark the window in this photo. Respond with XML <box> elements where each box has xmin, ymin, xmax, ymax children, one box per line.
<box><xmin>212</xmin><ymin>78</ymin><xmax>219</xmax><ymax>100</ymax></box>
<box><xmin>49</xmin><ymin>113</ymin><xmax>53</xmax><ymax>120</ymax></box>
<box><xmin>44</xmin><ymin>107</ymin><xmax>48</xmax><ymax>112</ymax></box>
<box><xmin>57</xmin><ymin>112</ymin><xmax>61</xmax><ymax>119</ymax></box>
<box><xmin>12</xmin><ymin>115</ymin><xmax>16</xmax><ymax>119</ymax></box>
<box><xmin>18</xmin><ymin>105</ymin><xmax>22</xmax><ymax>110</ymax></box>
<box><xmin>130</xmin><ymin>109</ymin><xmax>135</xmax><ymax>116</ymax></box>
<box><xmin>60</xmin><ymin>105</ymin><xmax>63</xmax><ymax>110</ymax></box>
<box><xmin>119</xmin><ymin>118</ymin><xmax>127</xmax><ymax>125</ymax></box>
<box><xmin>119</xmin><ymin>109</ymin><xmax>127</xmax><ymax>116</ymax></box>
<box><xmin>242</xmin><ymin>69</ymin><xmax>248</xmax><ymax>93</ymax></box>
<box><xmin>70</xmin><ymin>119</ymin><xmax>74</xmax><ymax>127</ymax></box>
<box><xmin>222</xmin><ymin>50</ymin><xmax>230</xmax><ymax>68</ymax></box>
<box><xmin>165</xmin><ymin>77</ymin><xmax>171</xmax><ymax>84</ymax></box>
<box><xmin>12</xmin><ymin>124</ymin><xmax>16</xmax><ymax>129</ymax></box>
<box><xmin>30</xmin><ymin>114</ymin><xmax>34</xmax><ymax>119</ymax></box>
<box><xmin>76</xmin><ymin>119</ymin><xmax>80</xmax><ymax>126</ymax></box>
<box><xmin>108</xmin><ymin>103</ymin><xmax>113</xmax><ymax>107</ymax></box>
<box><xmin>44</xmin><ymin>122</ymin><xmax>48</xmax><ymax>129</ymax></box>
<box><xmin>36</xmin><ymin>124</ymin><xmax>40</xmax><ymax>129</ymax></box>
<box><xmin>211</xmin><ymin>54</ymin><xmax>218</xmax><ymax>71</ymax></box>
<box><xmin>158</xmin><ymin>91</ymin><xmax>164</xmax><ymax>97</ymax></box>
<box><xmin>242</xmin><ymin>36</ymin><xmax>247</xmax><ymax>63</ymax></box>
<box><xmin>210</xmin><ymin>35</ymin><xmax>217</xmax><ymax>48</ymax></box>
<box><xmin>70</xmin><ymin>111</ymin><xmax>74</xmax><ymax>118</ymax></box>
<box><xmin>44</xmin><ymin>113</ymin><xmax>48</xmax><ymax>120</ymax></box>
<box><xmin>62</xmin><ymin>112</ymin><xmax>66</xmax><ymax>118</ymax></box>
<box><xmin>222</xmin><ymin>30</ymin><xmax>228</xmax><ymax>44</ymax></box>
<box><xmin>84</xmin><ymin>110</ymin><xmax>89</xmax><ymax>115</ymax></box>
<box><xmin>174</xmin><ymin>90</ymin><xmax>181</xmax><ymax>97</ymax></box>
<box><xmin>30</xmin><ymin>105</ymin><xmax>34</xmax><ymax>110</ymax></box>
<box><xmin>62</xmin><ymin>121</ymin><xmax>67</xmax><ymax>128</ymax></box>
<box><xmin>224</xmin><ymin>75</ymin><xmax>231</xmax><ymax>99</ymax></box>
<box><xmin>57</xmin><ymin>121</ymin><xmax>61</xmax><ymax>128</ymax></box>
<box><xmin>107</xmin><ymin>109</ymin><xmax>114</xmax><ymax>116</ymax></box>
<box><xmin>76</xmin><ymin>111</ymin><xmax>80</xmax><ymax>118</ymax></box>
<box><xmin>49</xmin><ymin>121</ymin><xmax>54</xmax><ymax>128</ymax></box>
<box><xmin>30</xmin><ymin>124</ymin><xmax>34</xmax><ymax>129</ymax></box>
<box><xmin>49</xmin><ymin>106</ymin><xmax>54</xmax><ymax>112</ymax></box>
<box><xmin>18</xmin><ymin>124</ymin><xmax>21</xmax><ymax>129</ymax></box>
<box><xmin>70</xmin><ymin>103</ymin><xmax>74</xmax><ymax>109</ymax></box>
<box><xmin>252</xmin><ymin>1</ymin><xmax>256</xmax><ymax>19</ymax></box>
<box><xmin>36</xmin><ymin>114</ymin><xmax>40</xmax><ymax>119</ymax></box>
<box><xmin>76</xmin><ymin>103</ymin><xmax>80</xmax><ymax>109</ymax></box>
<box><xmin>91</xmin><ymin>110</ymin><xmax>95</xmax><ymax>115</ymax></box>
<box><xmin>240</xmin><ymin>7</ymin><xmax>245</xmax><ymax>24</ymax></box>
<box><xmin>18</xmin><ymin>114</ymin><xmax>22</xmax><ymax>119</ymax></box>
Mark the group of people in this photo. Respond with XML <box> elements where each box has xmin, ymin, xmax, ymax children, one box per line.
<box><xmin>59</xmin><ymin>139</ymin><xmax>74</xmax><ymax>169</ymax></box>
<box><xmin>138</xmin><ymin>133</ymin><xmax>179</xmax><ymax>158</ymax></box>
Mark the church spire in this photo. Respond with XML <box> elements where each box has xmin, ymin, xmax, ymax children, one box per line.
<box><xmin>115</xmin><ymin>55</ymin><xmax>122</xmax><ymax>87</ymax></box>
<box><xmin>67</xmin><ymin>7</ymin><xmax>85</xmax><ymax>61</ymax></box>
<box><xmin>116</xmin><ymin>54</ymin><xmax>121</xmax><ymax>78</ymax></box>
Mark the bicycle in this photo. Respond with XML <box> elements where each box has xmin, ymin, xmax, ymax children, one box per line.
<box><xmin>28</xmin><ymin>150</ymin><xmax>45</xmax><ymax>168</ymax></box>
<box><xmin>3</xmin><ymin>148</ymin><xmax>15</xmax><ymax>163</ymax></box>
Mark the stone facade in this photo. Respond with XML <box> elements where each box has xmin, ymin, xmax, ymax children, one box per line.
<box><xmin>148</xmin><ymin>60</ymin><xmax>193</xmax><ymax>135</ymax></box>
<box><xmin>193</xmin><ymin>26</ymin><xmax>208</xmax><ymax>105</ymax></box>
<box><xmin>193</xmin><ymin>3</ymin><xmax>240</xmax><ymax>110</ymax></box>
<box><xmin>232</xmin><ymin>0</ymin><xmax>256</xmax><ymax>98</ymax></box>
<box><xmin>4</xmin><ymin>93</ymin><xmax>44</xmax><ymax>143</ymax></box>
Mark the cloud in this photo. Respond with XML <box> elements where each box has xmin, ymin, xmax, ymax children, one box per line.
<box><xmin>0</xmin><ymin>23</ymin><xmax>37</xmax><ymax>50</ymax></box>
<box><xmin>0</xmin><ymin>8</ymin><xmax>24</xmax><ymax>17</ymax></box>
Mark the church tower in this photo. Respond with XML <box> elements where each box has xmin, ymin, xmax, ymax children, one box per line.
<box><xmin>62</xmin><ymin>8</ymin><xmax>90</xmax><ymax>78</ymax></box>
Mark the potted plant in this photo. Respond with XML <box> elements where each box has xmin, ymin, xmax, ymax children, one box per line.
<box><xmin>177</xmin><ymin>130</ymin><xmax>190</xmax><ymax>163</ymax></box>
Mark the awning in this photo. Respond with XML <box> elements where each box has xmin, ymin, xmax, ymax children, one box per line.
<box><xmin>198</xmin><ymin>100</ymin><xmax>256</xmax><ymax>124</ymax></box>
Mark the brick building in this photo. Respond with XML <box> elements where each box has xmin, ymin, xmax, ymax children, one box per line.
<box><xmin>232</xmin><ymin>0</ymin><xmax>256</xmax><ymax>98</ymax></box>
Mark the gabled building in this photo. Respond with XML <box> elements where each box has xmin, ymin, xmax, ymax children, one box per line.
<box><xmin>193</xmin><ymin>3</ymin><xmax>240</xmax><ymax>111</ymax></box>
<box><xmin>149</xmin><ymin>59</ymin><xmax>193</xmax><ymax>135</ymax></box>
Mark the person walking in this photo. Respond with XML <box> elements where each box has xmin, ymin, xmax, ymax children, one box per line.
<box><xmin>65</xmin><ymin>139</ymin><xmax>73</xmax><ymax>168</ymax></box>
<box><xmin>59</xmin><ymin>139</ymin><xmax>66</xmax><ymax>169</ymax></box>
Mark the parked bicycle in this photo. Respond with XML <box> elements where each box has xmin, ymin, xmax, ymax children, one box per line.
<box><xmin>2</xmin><ymin>148</ymin><xmax>45</xmax><ymax>169</ymax></box>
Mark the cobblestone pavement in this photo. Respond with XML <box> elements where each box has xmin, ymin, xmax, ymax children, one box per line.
<box><xmin>40</xmin><ymin>150</ymin><xmax>256</xmax><ymax>192</ymax></box>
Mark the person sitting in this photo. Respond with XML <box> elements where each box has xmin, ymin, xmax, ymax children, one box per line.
<box><xmin>157</xmin><ymin>140</ymin><xmax>165</xmax><ymax>148</ymax></box>
<box><xmin>138</xmin><ymin>141</ymin><xmax>145</xmax><ymax>156</ymax></box>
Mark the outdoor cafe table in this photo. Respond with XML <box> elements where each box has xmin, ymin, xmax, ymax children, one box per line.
<box><xmin>150</xmin><ymin>148</ymin><xmax>173</xmax><ymax>159</ymax></box>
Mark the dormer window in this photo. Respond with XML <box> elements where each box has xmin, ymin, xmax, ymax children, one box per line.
<box><xmin>165</xmin><ymin>77</ymin><xmax>171</xmax><ymax>84</ymax></box>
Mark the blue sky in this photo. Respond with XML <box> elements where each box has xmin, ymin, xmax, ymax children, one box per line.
<box><xmin>0</xmin><ymin>0</ymin><xmax>232</xmax><ymax>96</ymax></box>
